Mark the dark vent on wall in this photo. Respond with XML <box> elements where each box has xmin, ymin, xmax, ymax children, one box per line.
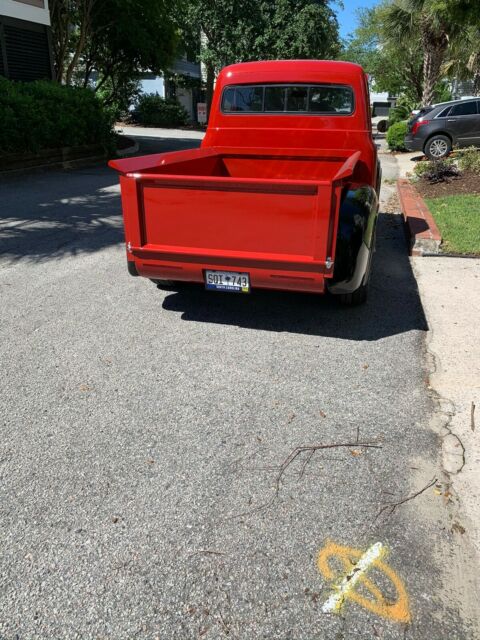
<box><xmin>4</xmin><ymin>24</ymin><xmax>51</xmax><ymax>81</ymax></box>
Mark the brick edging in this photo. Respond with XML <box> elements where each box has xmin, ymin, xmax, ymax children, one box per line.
<box><xmin>397</xmin><ymin>179</ymin><xmax>442</xmax><ymax>256</ymax></box>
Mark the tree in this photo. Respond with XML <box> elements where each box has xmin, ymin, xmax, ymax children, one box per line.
<box><xmin>50</xmin><ymin>0</ymin><xmax>97</xmax><ymax>84</ymax></box>
<box><xmin>383</xmin><ymin>0</ymin><xmax>456</xmax><ymax>106</ymax></box>
<box><xmin>341</xmin><ymin>5</ymin><xmax>424</xmax><ymax>103</ymax></box>
<box><xmin>442</xmin><ymin>1</ymin><xmax>480</xmax><ymax>96</ymax></box>
<box><xmin>84</xmin><ymin>0</ymin><xmax>178</xmax><ymax>106</ymax></box>
<box><xmin>50</xmin><ymin>0</ymin><xmax>179</xmax><ymax>107</ymax></box>
<box><xmin>443</xmin><ymin>26</ymin><xmax>480</xmax><ymax>97</ymax></box>
<box><xmin>182</xmin><ymin>0</ymin><xmax>341</xmax><ymax>113</ymax></box>
<box><xmin>181</xmin><ymin>0</ymin><xmax>261</xmax><ymax>111</ymax></box>
<box><xmin>256</xmin><ymin>0</ymin><xmax>340</xmax><ymax>61</ymax></box>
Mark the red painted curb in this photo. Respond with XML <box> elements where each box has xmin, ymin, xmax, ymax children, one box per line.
<box><xmin>397</xmin><ymin>179</ymin><xmax>441</xmax><ymax>256</ymax></box>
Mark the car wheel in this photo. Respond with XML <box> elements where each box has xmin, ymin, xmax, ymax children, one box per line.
<box><xmin>424</xmin><ymin>135</ymin><xmax>452</xmax><ymax>160</ymax></box>
<box><xmin>377</xmin><ymin>119</ymin><xmax>388</xmax><ymax>133</ymax></box>
<box><xmin>150</xmin><ymin>278</ymin><xmax>180</xmax><ymax>290</ymax></box>
<box><xmin>338</xmin><ymin>283</ymin><xmax>368</xmax><ymax>306</ymax></box>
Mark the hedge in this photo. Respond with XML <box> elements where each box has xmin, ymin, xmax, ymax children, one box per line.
<box><xmin>386</xmin><ymin>121</ymin><xmax>408</xmax><ymax>151</ymax></box>
<box><xmin>0</xmin><ymin>77</ymin><xmax>115</xmax><ymax>155</ymax></box>
<box><xmin>132</xmin><ymin>93</ymin><xmax>188</xmax><ymax>128</ymax></box>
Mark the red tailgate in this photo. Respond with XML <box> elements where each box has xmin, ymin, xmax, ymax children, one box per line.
<box><xmin>111</xmin><ymin>149</ymin><xmax>360</xmax><ymax>293</ymax></box>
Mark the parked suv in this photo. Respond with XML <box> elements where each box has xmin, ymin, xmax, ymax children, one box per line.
<box><xmin>405</xmin><ymin>98</ymin><xmax>480</xmax><ymax>159</ymax></box>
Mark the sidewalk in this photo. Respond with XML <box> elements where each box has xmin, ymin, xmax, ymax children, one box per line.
<box><xmin>414</xmin><ymin>258</ymin><xmax>480</xmax><ymax>558</ymax></box>
<box><xmin>115</xmin><ymin>125</ymin><xmax>205</xmax><ymax>140</ymax></box>
<box><xmin>395</xmin><ymin>151</ymin><xmax>480</xmax><ymax>564</ymax></box>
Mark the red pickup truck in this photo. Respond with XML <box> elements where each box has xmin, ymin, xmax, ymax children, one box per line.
<box><xmin>110</xmin><ymin>60</ymin><xmax>380</xmax><ymax>305</ymax></box>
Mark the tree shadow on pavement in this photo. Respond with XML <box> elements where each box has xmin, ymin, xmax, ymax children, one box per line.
<box><xmin>161</xmin><ymin>213</ymin><xmax>428</xmax><ymax>341</ymax></box>
<box><xmin>0</xmin><ymin>136</ymin><xmax>202</xmax><ymax>264</ymax></box>
<box><xmin>0</xmin><ymin>166</ymin><xmax>123</xmax><ymax>264</ymax></box>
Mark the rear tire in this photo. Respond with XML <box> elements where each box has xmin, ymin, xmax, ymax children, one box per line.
<box><xmin>424</xmin><ymin>135</ymin><xmax>452</xmax><ymax>160</ymax></box>
<box><xmin>337</xmin><ymin>283</ymin><xmax>368</xmax><ymax>306</ymax></box>
<box><xmin>150</xmin><ymin>278</ymin><xmax>179</xmax><ymax>290</ymax></box>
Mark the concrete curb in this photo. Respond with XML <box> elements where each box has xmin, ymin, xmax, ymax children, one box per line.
<box><xmin>0</xmin><ymin>138</ymin><xmax>138</xmax><ymax>179</ymax></box>
<box><xmin>397</xmin><ymin>179</ymin><xmax>442</xmax><ymax>256</ymax></box>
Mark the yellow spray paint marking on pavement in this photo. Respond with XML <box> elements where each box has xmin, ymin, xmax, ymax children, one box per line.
<box><xmin>317</xmin><ymin>540</ymin><xmax>411</xmax><ymax>623</ymax></box>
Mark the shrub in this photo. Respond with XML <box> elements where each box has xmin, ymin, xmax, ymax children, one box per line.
<box><xmin>413</xmin><ymin>158</ymin><xmax>460</xmax><ymax>184</ymax></box>
<box><xmin>386</xmin><ymin>121</ymin><xmax>408</xmax><ymax>151</ymax></box>
<box><xmin>413</xmin><ymin>161</ymin><xmax>432</xmax><ymax>178</ymax></box>
<box><xmin>388</xmin><ymin>105</ymin><xmax>411</xmax><ymax>127</ymax></box>
<box><xmin>456</xmin><ymin>146</ymin><xmax>480</xmax><ymax>174</ymax></box>
<box><xmin>132</xmin><ymin>93</ymin><xmax>188</xmax><ymax>127</ymax></box>
<box><xmin>0</xmin><ymin>77</ymin><xmax>115</xmax><ymax>155</ymax></box>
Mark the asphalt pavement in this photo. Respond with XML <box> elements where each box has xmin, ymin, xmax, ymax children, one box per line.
<box><xmin>0</xmin><ymin>134</ymin><xmax>478</xmax><ymax>639</ymax></box>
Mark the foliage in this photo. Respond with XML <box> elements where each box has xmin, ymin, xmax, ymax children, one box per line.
<box><xmin>444</xmin><ymin>26</ymin><xmax>480</xmax><ymax>97</ymax></box>
<box><xmin>255</xmin><ymin>0</ymin><xmax>340</xmax><ymax>61</ymax></box>
<box><xmin>413</xmin><ymin>161</ymin><xmax>433</xmax><ymax>178</ymax></box>
<box><xmin>413</xmin><ymin>158</ymin><xmax>456</xmax><ymax>179</ymax></box>
<box><xmin>386</xmin><ymin>121</ymin><xmax>408</xmax><ymax>151</ymax></box>
<box><xmin>434</xmin><ymin>81</ymin><xmax>452</xmax><ymax>103</ymax></box>
<box><xmin>0</xmin><ymin>77</ymin><xmax>114</xmax><ymax>155</ymax></box>
<box><xmin>50</xmin><ymin>0</ymin><xmax>179</xmax><ymax>108</ymax></box>
<box><xmin>341</xmin><ymin>4</ymin><xmax>424</xmax><ymax>103</ymax></box>
<box><xmin>181</xmin><ymin>0</ymin><xmax>341</xmax><ymax>110</ymax></box>
<box><xmin>388</xmin><ymin>105</ymin><xmax>412</xmax><ymax>126</ymax></box>
<box><xmin>132</xmin><ymin>94</ymin><xmax>188</xmax><ymax>128</ymax></box>
<box><xmin>382</xmin><ymin>0</ymin><xmax>455</xmax><ymax>106</ymax></box>
<box><xmin>456</xmin><ymin>147</ymin><xmax>480</xmax><ymax>174</ymax></box>
<box><xmin>343</xmin><ymin>0</ymin><xmax>480</xmax><ymax>105</ymax></box>
<box><xmin>414</xmin><ymin>158</ymin><xmax>459</xmax><ymax>183</ymax></box>
<box><xmin>425</xmin><ymin>194</ymin><xmax>480</xmax><ymax>254</ymax></box>
<box><xmin>96</xmin><ymin>77</ymin><xmax>141</xmax><ymax>121</ymax></box>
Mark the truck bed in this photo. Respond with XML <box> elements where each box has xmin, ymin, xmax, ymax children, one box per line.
<box><xmin>109</xmin><ymin>147</ymin><xmax>360</xmax><ymax>293</ymax></box>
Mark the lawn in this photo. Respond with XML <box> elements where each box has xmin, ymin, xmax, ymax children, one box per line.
<box><xmin>425</xmin><ymin>194</ymin><xmax>480</xmax><ymax>255</ymax></box>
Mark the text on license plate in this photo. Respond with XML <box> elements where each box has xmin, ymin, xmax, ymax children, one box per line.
<box><xmin>205</xmin><ymin>270</ymin><xmax>250</xmax><ymax>293</ymax></box>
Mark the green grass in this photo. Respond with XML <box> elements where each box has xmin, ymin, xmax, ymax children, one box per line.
<box><xmin>425</xmin><ymin>194</ymin><xmax>480</xmax><ymax>255</ymax></box>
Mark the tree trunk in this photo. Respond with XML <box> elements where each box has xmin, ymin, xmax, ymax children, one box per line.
<box><xmin>474</xmin><ymin>69</ymin><xmax>480</xmax><ymax>96</ymax></box>
<box><xmin>65</xmin><ymin>0</ymin><xmax>95</xmax><ymax>85</ymax></box>
<box><xmin>205</xmin><ymin>63</ymin><xmax>215</xmax><ymax>121</ymax></box>
<box><xmin>420</xmin><ymin>17</ymin><xmax>448</xmax><ymax>105</ymax></box>
<box><xmin>469</xmin><ymin>52</ymin><xmax>480</xmax><ymax>96</ymax></box>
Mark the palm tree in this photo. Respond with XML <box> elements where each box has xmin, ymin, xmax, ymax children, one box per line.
<box><xmin>383</xmin><ymin>0</ymin><xmax>454</xmax><ymax>105</ymax></box>
<box><xmin>443</xmin><ymin>26</ymin><xmax>480</xmax><ymax>97</ymax></box>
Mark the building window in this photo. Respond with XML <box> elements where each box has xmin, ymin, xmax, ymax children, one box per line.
<box><xmin>0</xmin><ymin>16</ymin><xmax>53</xmax><ymax>81</ymax></box>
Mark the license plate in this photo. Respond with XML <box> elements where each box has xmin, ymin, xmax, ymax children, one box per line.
<box><xmin>205</xmin><ymin>270</ymin><xmax>250</xmax><ymax>293</ymax></box>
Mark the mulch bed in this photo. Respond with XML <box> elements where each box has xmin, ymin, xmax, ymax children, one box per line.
<box><xmin>414</xmin><ymin>170</ymin><xmax>480</xmax><ymax>198</ymax></box>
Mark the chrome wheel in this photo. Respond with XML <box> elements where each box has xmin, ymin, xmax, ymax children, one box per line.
<box><xmin>429</xmin><ymin>139</ymin><xmax>449</xmax><ymax>158</ymax></box>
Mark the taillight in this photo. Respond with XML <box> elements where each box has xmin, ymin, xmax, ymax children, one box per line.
<box><xmin>411</xmin><ymin>119</ymin><xmax>430</xmax><ymax>135</ymax></box>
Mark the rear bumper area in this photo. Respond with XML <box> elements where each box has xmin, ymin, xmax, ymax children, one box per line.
<box><xmin>134</xmin><ymin>257</ymin><xmax>326</xmax><ymax>294</ymax></box>
<box><xmin>404</xmin><ymin>135</ymin><xmax>424</xmax><ymax>152</ymax></box>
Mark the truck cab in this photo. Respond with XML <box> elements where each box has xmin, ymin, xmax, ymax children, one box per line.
<box><xmin>110</xmin><ymin>60</ymin><xmax>380</xmax><ymax>305</ymax></box>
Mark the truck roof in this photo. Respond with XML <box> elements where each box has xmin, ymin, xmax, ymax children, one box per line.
<box><xmin>218</xmin><ymin>60</ymin><xmax>365</xmax><ymax>86</ymax></box>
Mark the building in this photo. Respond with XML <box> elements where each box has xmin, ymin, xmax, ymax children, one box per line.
<box><xmin>139</xmin><ymin>56</ymin><xmax>202</xmax><ymax>123</ymax></box>
<box><xmin>0</xmin><ymin>0</ymin><xmax>53</xmax><ymax>81</ymax></box>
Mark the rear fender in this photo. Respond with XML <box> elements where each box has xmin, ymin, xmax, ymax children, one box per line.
<box><xmin>328</xmin><ymin>186</ymin><xmax>378</xmax><ymax>295</ymax></box>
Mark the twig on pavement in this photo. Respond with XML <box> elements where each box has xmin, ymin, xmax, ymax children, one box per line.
<box><xmin>188</xmin><ymin>550</ymin><xmax>227</xmax><ymax>558</ymax></box>
<box><xmin>376</xmin><ymin>477</ymin><xmax>437</xmax><ymax>520</ymax></box>
<box><xmin>229</xmin><ymin>440</ymin><xmax>382</xmax><ymax>519</ymax></box>
<box><xmin>274</xmin><ymin>442</ymin><xmax>382</xmax><ymax>497</ymax></box>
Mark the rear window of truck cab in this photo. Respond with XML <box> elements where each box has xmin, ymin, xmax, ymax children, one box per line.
<box><xmin>221</xmin><ymin>84</ymin><xmax>354</xmax><ymax>114</ymax></box>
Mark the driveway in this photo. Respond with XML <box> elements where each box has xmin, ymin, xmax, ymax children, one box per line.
<box><xmin>0</xmin><ymin>134</ymin><xmax>478</xmax><ymax>639</ymax></box>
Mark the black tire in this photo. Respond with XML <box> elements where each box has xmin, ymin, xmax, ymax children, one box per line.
<box><xmin>424</xmin><ymin>135</ymin><xmax>452</xmax><ymax>160</ymax></box>
<box><xmin>377</xmin><ymin>119</ymin><xmax>388</xmax><ymax>133</ymax></box>
<box><xmin>150</xmin><ymin>278</ymin><xmax>180</xmax><ymax>290</ymax></box>
<box><xmin>338</xmin><ymin>283</ymin><xmax>368</xmax><ymax>306</ymax></box>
